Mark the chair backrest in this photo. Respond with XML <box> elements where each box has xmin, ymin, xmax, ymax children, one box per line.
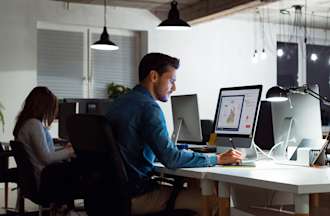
<box><xmin>66</xmin><ymin>114</ymin><xmax>130</xmax><ymax>216</ymax></box>
<box><xmin>0</xmin><ymin>143</ymin><xmax>8</xmax><ymax>177</ymax></box>
<box><xmin>201</xmin><ymin>119</ymin><xmax>213</xmax><ymax>144</ymax></box>
<box><xmin>10</xmin><ymin>140</ymin><xmax>39</xmax><ymax>201</ymax></box>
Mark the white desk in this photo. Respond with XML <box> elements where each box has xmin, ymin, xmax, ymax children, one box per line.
<box><xmin>154</xmin><ymin>161</ymin><xmax>330</xmax><ymax>216</ymax></box>
<box><xmin>154</xmin><ymin>163</ymin><xmax>216</xmax><ymax>216</ymax></box>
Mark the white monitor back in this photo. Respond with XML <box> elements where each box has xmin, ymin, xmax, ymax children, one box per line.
<box><xmin>271</xmin><ymin>84</ymin><xmax>323</xmax><ymax>150</ymax></box>
<box><xmin>171</xmin><ymin>94</ymin><xmax>203</xmax><ymax>143</ymax></box>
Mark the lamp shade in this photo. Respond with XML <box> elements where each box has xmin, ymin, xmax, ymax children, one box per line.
<box><xmin>157</xmin><ymin>1</ymin><xmax>191</xmax><ymax>30</ymax></box>
<box><xmin>266</xmin><ymin>86</ymin><xmax>288</xmax><ymax>102</ymax></box>
<box><xmin>91</xmin><ymin>26</ymin><xmax>119</xmax><ymax>51</ymax></box>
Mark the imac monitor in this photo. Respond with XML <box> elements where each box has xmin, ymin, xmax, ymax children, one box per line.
<box><xmin>171</xmin><ymin>94</ymin><xmax>203</xmax><ymax>144</ymax></box>
<box><xmin>213</xmin><ymin>85</ymin><xmax>262</xmax><ymax>148</ymax></box>
<box><xmin>58</xmin><ymin>102</ymin><xmax>78</xmax><ymax>140</ymax></box>
<box><xmin>271</xmin><ymin>84</ymin><xmax>323</xmax><ymax>157</ymax></box>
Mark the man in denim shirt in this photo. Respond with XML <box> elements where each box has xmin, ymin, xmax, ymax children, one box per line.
<box><xmin>106</xmin><ymin>53</ymin><xmax>242</xmax><ymax>215</ymax></box>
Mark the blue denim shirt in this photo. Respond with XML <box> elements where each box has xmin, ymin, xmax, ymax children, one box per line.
<box><xmin>106</xmin><ymin>85</ymin><xmax>217</xmax><ymax>197</ymax></box>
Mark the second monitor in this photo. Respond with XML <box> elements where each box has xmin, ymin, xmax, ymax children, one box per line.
<box><xmin>171</xmin><ymin>94</ymin><xmax>203</xmax><ymax>144</ymax></box>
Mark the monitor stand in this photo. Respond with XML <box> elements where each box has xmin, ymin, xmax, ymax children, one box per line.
<box><xmin>269</xmin><ymin>117</ymin><xmax>295</xmax><ymax>160</ymax></box>
<box><xmin>171</xmin><ymin>118</ymin><xmax>183</xmax><ymax>144</ymax></box>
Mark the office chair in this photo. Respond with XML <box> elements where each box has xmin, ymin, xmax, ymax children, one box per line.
<box><xmin>10</xmin><ymin>140</ymin><xmax>80</xmax><ymax>216</ymax></box>
<box><xmin>201</xmin><ymin>119</ymin><xmax>213</xmax><ymax>144</ymax></box>
<box><xmin>0</xmin><ymin>142</ymin><xmax>18</xmax><ymax>210</ymax></box>
<box><xmin>66</xmin><ymin>114</ymin><xmax>197</xmax><ymax>216</ymax></box>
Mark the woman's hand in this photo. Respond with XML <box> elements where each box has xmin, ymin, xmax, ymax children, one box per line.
<box><xmin>64</xmin><ymin>143</ymin><xmax>75</xmax><ymax>158</ymax></box>
<box><xmin>64</xmin><ymin>142</ymin><xmax>72</xmax><ymax>148</ymax></box>
<box><xmin>216</xmin><ymin>149</ymin><xmax>242</xmax><ymax>165</ymax></box>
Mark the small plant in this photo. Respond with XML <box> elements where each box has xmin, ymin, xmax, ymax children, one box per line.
<box><xmin>0</xmin><ymin>102</ymin><xmax>4</xmax><ymax>133</ymax></box>
<box><xmin>107</xmin><ymin>82</ymin><xmax>131</xmax><ymax>99</ymax></box>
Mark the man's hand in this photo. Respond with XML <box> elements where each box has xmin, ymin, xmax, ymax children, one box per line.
<box><xmin>216</xmin><ymin>149</ymin><xmax>242</xmax><ymax>165</ymax></box>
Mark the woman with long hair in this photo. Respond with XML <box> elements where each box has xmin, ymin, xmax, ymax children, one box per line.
<box><xmin>13</xmin><ymin>86</ymin><xmax>75</xmax><ymax>188</ymax></box>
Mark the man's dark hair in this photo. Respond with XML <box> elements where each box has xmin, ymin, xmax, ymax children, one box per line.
<box><xmin>138</xmin><ymin>53</ymin><xmax>180</xmax><ymax>82</ymax></box>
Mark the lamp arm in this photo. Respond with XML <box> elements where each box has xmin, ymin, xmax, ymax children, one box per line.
<box><xmin>305</xmin><ymin>88</ymin><xmax>330</xmax><ymax>106</ymax></box>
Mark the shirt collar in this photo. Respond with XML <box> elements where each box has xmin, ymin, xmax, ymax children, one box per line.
<box><xmin>133</xmin><ymin>85</ymin><xmax>155</xmax><ymax>101</ymax></box>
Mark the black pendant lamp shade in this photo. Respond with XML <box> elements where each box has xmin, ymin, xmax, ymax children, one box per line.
<box><xmin>91</xmin><ymin>0</ymin><xmax>118</xmax><ymax>51</ymax></box>
<box><xmin>91</xmin><ymin>26</ymin><xmax>118</xmax><ymax>50</ymax></box>
<box><xmin>157</xmin><ymin>1</ymin><xmax>191</xmax><ymax>30</ymax></box>
<box><xmin>266</xmin><ymin>86</ymin><xmax>288</xmax><ymax>102</ymax></box>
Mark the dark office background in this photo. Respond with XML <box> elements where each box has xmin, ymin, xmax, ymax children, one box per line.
<box><xmin>277</xmin><ymin>42</ymin><xmax>330</xmax><ymax>125</ymax></box>
<box><xmin>306</xmin><ymin>44</ymin><xmax>330</xmax><ymax>125</ymax></box>
<box><xmin>277</xmin><ymin>41</ymin><xmax>299</xmax><ymax>88</ymax></box>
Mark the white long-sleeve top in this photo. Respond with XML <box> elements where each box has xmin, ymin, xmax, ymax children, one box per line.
<box><xmin>16</xmin><ymin>118</ymin><xmax>71</xmax><ymax>187</ymax></box>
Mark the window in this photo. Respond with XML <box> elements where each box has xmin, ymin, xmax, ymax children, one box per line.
<box><xmin>276</xmin><ymin>40</ymin><xmax>330</xmax><ymax>125</ymax></box>
<box><xmin>277</xmin><ymin>42</ymin><xmax>299</xmax><ymax>88</ymax></box>
<box><xmin>91</xmin><ymin>33</ymin><xmax>139</xmax><ymax>98</ymax></box>
<box><xmin>306</xmin><ymin>44</ymin><xmax>330</xmax><ymax>125</ymax></box>
<box><xmin>37</xmin><ymin>29</ymin><xmax>84</xmax><ymax>98</ymax></box>
<box><xmin>37</xmin><ymin>24</ymin><xmax>141</xmax><ymax>99</ymax></box>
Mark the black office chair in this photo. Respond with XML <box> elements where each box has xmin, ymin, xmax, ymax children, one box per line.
<box><xmin>201</xmin><ymin>119</ymin><xmax>213</xmax><ymax>144</ymax></box>
<box><xmin>0</xmin><ymin>142</ymin><xmax>18</xmax><ymax>210</ymax></box>
<box><xmin>10</xmin><ymin>140</ymin><xmax>80</xmax><ymax>216</ymax></box>
<box><xmin>66</xmin><ymin>114</ymin><xmax>197</xmax><ymax>216</ymax></box>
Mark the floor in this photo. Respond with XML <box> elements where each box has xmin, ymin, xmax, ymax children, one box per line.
<box><xmin>0</xmin><ymin>184</ymin><xmax>86</xmax><ymax>216</ymax></box>
<box><xmin>2</xmin><ymin>184</ymin><xmax>330</xmax><ymax>216</ymax></box>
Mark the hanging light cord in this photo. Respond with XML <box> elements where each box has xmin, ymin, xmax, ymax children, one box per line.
<box><xmin>253</xmin><ymin>9</ymin><xmax>258</xmax><ymax>52</ymax></box>
<box><xmin>104</xmin><ymin>0</ymin><xmax>107</xmax><ymax>27</ymax></box>
<box><xmin>304</xmin><ymin>0</ymin><xmax>307</xmax><ymax>43</ymax></box>
<box><xmin>259</xmin><ymin>10</ymin><xmax>265</xmax><ymax>50</ymax></box>
<box><xmin>326</xmin><ymin>9</ymin><xmax>330</xmax><ymax>46</ymax></box>
<box><xmin>311</xmin><ymin>12</ymin><xmax>315</xmax><ymax>45</ymax></box>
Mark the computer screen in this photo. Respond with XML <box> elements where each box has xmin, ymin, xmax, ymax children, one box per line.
<box><xmin>213</xmin><ymin>85</ymin><xmax>262</xmax><ymax>148</ymax></box>
<box><xmin>171</xmin><ymin>94</ymin><xmax>203</xmax><ymax>144</ymax></box>
<box><xmin>58</xmin><ymin>102</ymin><xmax>78</xmax><ymax>139</ymax></box>
<box><xmin>271</xmin><ymin>84</ymin><xmax>323</xmax><ymax>158</ymax></box>
<box><xmin>58</xmin><ymin>99</ymin><xmax>112</xmax><ymax>139</ymax></box>
<box><xmin>64</xmin><ymin>98</ymin><xmax>112</xmax><ymax>115</ymax></box>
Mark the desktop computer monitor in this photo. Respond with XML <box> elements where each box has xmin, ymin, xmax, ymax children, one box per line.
<box><xmin>58</xmin><ymin>98</ymin><xmax>112</xmax><ymax>139</ymax></box>
<box><xmin>271</xmin><ymin>84</ymin><xmax>323</xmax><ymax>157</ymax></box>
<box><xmin>58</xmin><ymin>102</ymin><xmax>78</xmax><ymax>140</ymax></box>
<box><xmin>64</xmin><ymin>98</ymin><xmax>112</xmax><ymax>115</ymax></box>
<box><xmin>213</xmin><ymin>85</ymin><xmax>262</xmax><ymax>148</ymax></box>
<box><xmin>171</xmin><ymin>94</ymin><xmax>203</xmax><ymax>144</ymax></box>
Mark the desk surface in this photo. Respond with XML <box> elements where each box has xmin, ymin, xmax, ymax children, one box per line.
<box><xmin>154</xmin><ymin>160</ymin><xmax>330</xmax><ymax>194</ymax></box>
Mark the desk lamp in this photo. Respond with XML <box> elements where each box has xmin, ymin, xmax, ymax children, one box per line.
<box><xmin>266</xmin><ymin>85</ymin><xmax>330</xmax><ymax>105</ymax></box>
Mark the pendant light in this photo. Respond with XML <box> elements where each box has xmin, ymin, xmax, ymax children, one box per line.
<box><xmin>157</xmin><ymin>0</ymin><xmax>191</xmax><ymax>31</ymax></box>
<box><xmin>91</xmin><ymin>0</ymin><xmax>118</xmax><ymax>51</ymax></box>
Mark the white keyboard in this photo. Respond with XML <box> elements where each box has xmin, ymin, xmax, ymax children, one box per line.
<box><xmin>238</xmin><ymin>160</ymin><xmax>257</xmax><ymax>167</ymax></box>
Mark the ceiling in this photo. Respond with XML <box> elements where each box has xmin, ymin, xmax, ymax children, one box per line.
<box><xmin>234</xmin><ymin>0</ymin><xmax>330</xmax><ymax>29</ymax></box>
<box><xmin>52</xmin><ymin>0</ymin><xmax>270</xmax><ymax>24</ymax></box>
<box><xmin>52</xmin><ymin>0</ymin><xmax>330</xmax><ymax>28</ymax></box>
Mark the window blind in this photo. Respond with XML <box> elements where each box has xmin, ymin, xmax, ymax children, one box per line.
<box><xmin>91</xmin><ymin>33</ymin><xmax>138</xmax><ymax>98</ymax></box>
<box><xmin>37</xmin><ymin>29</ymin><xmax>84</xmax><ymax>98</ymax></box>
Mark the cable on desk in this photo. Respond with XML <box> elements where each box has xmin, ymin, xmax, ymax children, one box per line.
<box><xmin>262</xmin><ymin>141</ymin><xmax>285</xmax><ymax>160</ymax></box>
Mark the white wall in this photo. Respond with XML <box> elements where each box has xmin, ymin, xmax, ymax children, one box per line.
<box><xmin>0</xmin><ymin>0</ymin><xmax>38</xmax><ymax>141</ymax></box>
<box><xmin>0</xmin><ymin>0</ymin><xmax>327</xmax><ymax>140</ymax></box>
<box><xmin>148</xmin><ymin>18</ymin><xmax>278</xmax><ymax>131</ymax></box>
